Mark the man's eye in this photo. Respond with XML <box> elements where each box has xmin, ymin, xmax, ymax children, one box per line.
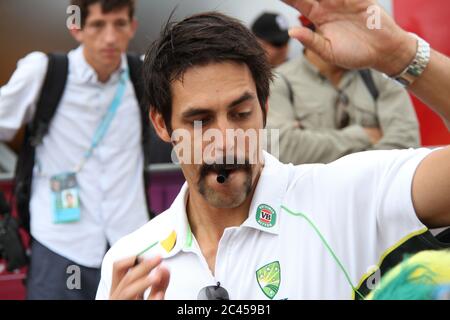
<box><xmin>200</xmin><ymin>118</ymin><xmax>212</xmax><ymax>125</ymax></box>
<box><xmin>90</xmin><ymin>21</ymin><xmax>105</xmax><ymax>29</ymax></box>
<box><xmin>192</xmin><ymin>118</ymin><xmax>211</xmax><ymax>126</ymax></box>
<box><xmin>115</xmin><ymin>20</ymin><xmax>129</xmax><ymax>28</ymax></box>
<box><xmin>234</xmin><ymin>112</ymin><xmax>252</xmax><ymax>120</ymax></box>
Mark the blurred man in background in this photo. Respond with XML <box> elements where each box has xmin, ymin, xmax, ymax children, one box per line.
<box><xmin>0</xmin><ymin>0</ymin><xmax>151</xmax><ymax>299</ymax></box>
<box><xmin>267</xmin><ymin>16</ymin><xmax>420</xmax><ymax>165</ymax></box>
<box><xmin>251</xmin><ymin>12</ymin><xmax>290</xmax><ymax>68</ymax></box>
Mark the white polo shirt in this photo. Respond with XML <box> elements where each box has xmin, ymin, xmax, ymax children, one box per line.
<box><xmin>96</xmin><ymin>149</ymin><xmax>432</xmax><ymax>300</ymax></box>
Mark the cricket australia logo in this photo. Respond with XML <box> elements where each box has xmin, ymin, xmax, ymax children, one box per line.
<box><xmin>256</xmin><ymin>204</ymin><xmax>277</xmax><ymax>228</ymax></box>
<box><xmin>256</xmin><ymin>261</ymin><xmax>281</xmax><ymax>299</ymax></box>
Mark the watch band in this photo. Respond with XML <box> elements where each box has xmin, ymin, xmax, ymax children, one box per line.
<box><xmin>394</xmin><ymin>33</ymin><xmax>431</xmax><ymax>87</ymax></box>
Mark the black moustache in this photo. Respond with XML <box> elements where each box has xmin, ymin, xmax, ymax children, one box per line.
<box><xmin>199</xmin><ymin>160</ymin><xmax>252</xmax><ymax>181</ymax></box>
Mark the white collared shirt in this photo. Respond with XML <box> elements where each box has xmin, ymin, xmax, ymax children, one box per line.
<box><xmin>0</xmin><ymin>47</ymin><xmax>148</xmax><ymax>267</ymax></box>
<box><xmin>96</xmin><ymin>149</ymin><xmax>431</xmax><ymax>299</ymax></box>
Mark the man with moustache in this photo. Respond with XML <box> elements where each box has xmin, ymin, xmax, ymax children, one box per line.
<box><xmin>96</xmin><ymin>8</ymin><xmax>450</xmax><ymax>300</ymax></box>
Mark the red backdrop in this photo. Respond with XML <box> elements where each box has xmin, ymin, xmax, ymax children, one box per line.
<box><xmin>393</xmin><ymin>0</ymin><xmax>450</xmax><ymax>146</ymax></box>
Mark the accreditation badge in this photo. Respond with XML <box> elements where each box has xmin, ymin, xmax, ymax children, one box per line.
<box><xmin>50</xmin><ymin>172</ymin><xmax>81</xmax><ymax>224</ymax></box>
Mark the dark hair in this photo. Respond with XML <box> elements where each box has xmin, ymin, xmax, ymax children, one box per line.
<box><xmin>70</xmin><ymin>0</ymin><xmax>135</xmax><ymax>27</ymax></box>
<box><xmin>143</xmin><ymin>12</ymin><xmax>273</xmax><ymax>132</ymax></box>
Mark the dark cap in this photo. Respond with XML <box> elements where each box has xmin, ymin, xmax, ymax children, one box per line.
<box><xmin>251</xmin><ymin>12</ymin><xmax>290</xmax><ymax>47</ymax></box>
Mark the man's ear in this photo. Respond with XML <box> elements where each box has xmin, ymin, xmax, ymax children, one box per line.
<box><xmin>130</xmin><ymin>18</ymin><xmax>138</xmax><ymax>39</ymax></box>
<box><xmin>69</xmin><ymin>26</ymin><xmax>84</xmax><ymax>43</ymax></box>
<box><xmin>150</xmin><ymin>109</ymin><xmax>172</xmax><ymax>143</ymax></box>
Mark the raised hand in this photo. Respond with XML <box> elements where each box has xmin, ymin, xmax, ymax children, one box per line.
<box><xmin>282</xmin><ymin>0</ymin><xmax>417</xmax><ymax>76</ymax></box>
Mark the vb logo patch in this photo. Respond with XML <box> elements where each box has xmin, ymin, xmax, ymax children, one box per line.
<box><xmin>256</xmin><ymin>261</ymin><xmax>281</xmax><ymax>299</ymax></box>
<box><xmin>256</xmin><ymin>204</ymin><xmax>277</xmax><ymax>228</ymax></box>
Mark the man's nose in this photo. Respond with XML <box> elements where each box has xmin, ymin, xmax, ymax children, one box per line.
<box><xmin>214</xmin><ymin>118</ymin><xmax>237</xmax><ymax>158</ymax></box>
<box><xmin>104</xmin><ymin>24</ymin><xmax>118</xmax><ymax>44</ymax></box>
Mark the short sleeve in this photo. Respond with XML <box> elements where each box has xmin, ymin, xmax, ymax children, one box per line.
<box><xmin>0</xmin><ymin>52</ymin><xmax>48</xmax><ymax>141</ymax></box>
<box><xmin>375</xmin><ymin>148</ymin><xmax>432</xmax><ymax>251</ymax></box>
<box><xmin>315</xmin><ymin>148</ymin><xmax>434</xmax><ymax>255</ymax></box>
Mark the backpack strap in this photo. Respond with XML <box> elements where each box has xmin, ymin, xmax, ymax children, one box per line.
<box><xmin>127</xmin><ymin>54</ymin><xmax>151</xmax><ymax>165</ymax></box>
<box><xmin>127</xmin><ymin>54</ymin><xmax>174</xmax><ymax>164</ymax></box>
<box><xmin>358</xmin><ymin>69</ymin><xmax>380</xmax><ymax>102</ymax></box>
<box><xmin>279</xmin><ymin>73</ymin><xmax>295</xmax><ymax>105</ymax></box>
<box><xmin>15</xmin><ymin>53</ymin><xmax>68</xmax><ymax>232</ymax></box>
<box><xmin>280</xmin><ymin>70</ymin><xmax>378</xmax><ymax>105</ymax></box>
<box><xmin>29</xmin><ymin>54</ymin><xmax>69</xmax><ymax>146</ymax></box>
<box><xmin>127</xmin><ymin>54</ymin><xmax>160</xmax><ymax>219</ymax></box>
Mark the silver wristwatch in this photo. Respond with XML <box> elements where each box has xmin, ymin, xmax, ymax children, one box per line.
<box><xmin>394</xmin><ymin>33</ymin><xmax>431</xmax><ymax>87</ymax></box>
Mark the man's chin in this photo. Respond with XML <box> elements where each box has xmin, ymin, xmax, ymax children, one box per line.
<box><xmin>202</xmin><ymin>192</ymin><xmax>247</xmax><ymax>209</ymax></box>
<box><xmin>200</xmin><ymin>174</ymin><xmax>251</xmax><ymax>208</ymax></box>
